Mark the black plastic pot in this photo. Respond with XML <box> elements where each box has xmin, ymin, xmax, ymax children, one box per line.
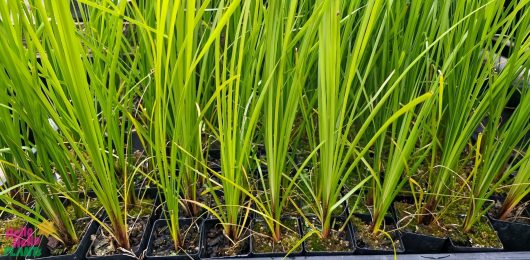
<box><xmin>145</xmin><ymin>218</ymin><xmax>202</xmax><ymax>260</ymax></box>
<box><xmin>393</xmin><ymin>200</ymin><xmax>447</xmax><ymax>253</ymax></box>
<box><xmin>200</xmin><ymin>218</ymin><xmax>251</xmax><ymax>258</ymax></box>
<box><xmin>447</xmin><ymin>216</ymin><xmax>503</xmax><ymax>253</ymax></box>
<box><xmin>129</xmin><ymin>129</ymin><xmax>144</xmax><ymax>154</ymax></box>
<box><xmin>351</xmin><ymin>213</ymin><xmax>405</xmax><ymax>255</ymax></box>
<box><xmin>205</xmin><ymin>148</ymin><xmax>222</xmax><ymax>172</ymax></box>
<box><xmin>85</xmin><ymin>191</ymin><xmax>160</xmax><ymax>259</ymax></box>
<box><xmin>70</xmin><ymin>0</ymin><xmax>88</xmax><ymax>22</ymax></box>
<box><xmin>301</xmin><ymin>216</ymin><xmax>355</xmax><ymax>256</ymax></box>
<box><xmin>397</xmin><ymin>226</ymin><xmax>447</xmax><ymax>254</ymax></box>
<box><xmin>250</xmin><ymin>217</ymin><xmax>303</xmax><ymax>257</ymax></box>
<box><xmin>488</xmin><ymin>208</ymin><xmax>530</xmax><ymax>251</ymax></box>
<box><xmin>29</xmin><ymin>217</ymin><xmax>98</xmax><ymax>260</ymax></box>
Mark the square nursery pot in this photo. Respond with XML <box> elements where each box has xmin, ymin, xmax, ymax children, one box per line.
<box><xmin>200</xmin><ymin>218</ymin><xmax>251</xmax><ymax>258</ymax></box>
<box><xmin>301</xmin><ymin>216</ymin><xmax>355</xmax><ymax>256</ymax></box>
<box><xmin>393</xmin><ymin>200</ymin><xmax>447</xmax><ymax>253</ymax></box>
<box><xmin>351</xmin><ymin>213</ymin><xmax>405</xmax><ymax>255</ymax></box>
<box><xmin>250</xmin><ymin>217</ymin><xmax>303</xmax><ymax>257</ymax></box>
<box><xmin>85</xmin><ymin>191</ymin><xmax>160</xmax><ymax>260</ymax></box>
<box><xmin>488</xmin><ymin>206</ymin><xmax>530</xmax><ymax>251</ymax></box>
<box><xmin>145</xmin><ymin>218</ymin><xmax>202</xmax><ymax>260</ymax></box>
<box><xmin>29</xmin><ymin>217</ymin><xmax>98</xmax><ymax>260</ymax></box>
<box><xmin>447</xmin><ymin>215</ymin><xmax>503</xmax><ymax>253</ymax></box>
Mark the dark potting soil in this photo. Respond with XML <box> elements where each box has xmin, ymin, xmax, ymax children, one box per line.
<box><xmin>350</xmin><ymin>215</ymin><xmax>401</xmax><ymax>251</ymax></box>
<box><xmin>394</xmin><ymin>202</ymin><xmax>447</xmax><ymax>238</ymax></box>
<box><xmin>151</xmin><ymin>223</ymin><xmax>200</xmax><ymax>256</ymax></box>
<box><xmin>204</xmin><ymin>223</ymin><xmax>250</xmax><ymax>257</ymax></box>
<box><xmin>489</xmin><ymin>200</ymin><xmax>530</xmax><ymax>225</ymax></box>
<box><xmin>303</xmin><ymin>218</ymin><xmax>351</xmax><ymax>252</ymax></box>
<box><xmin>47</xmin><ymin>218</ymin><xmax>91</xmax><ymax>255</ymax></box>
<box><xmin>251</xmin><ymin>218</ymin><xmax>301</xmax><ymax>253</ymax></box>
<box><xmin>43</xmin><ymin>197</ymin><xmax>104</xmax><ymax>256</ymax></box>
<box><xmin>89</xmin><ymin>216</ymin><xmax>149</xmax><ymax>256</ymax></box>
<box><xmin>444</xmin><ymin>204</ymin><xmax>503</xmax><ymax>249</ymax></box>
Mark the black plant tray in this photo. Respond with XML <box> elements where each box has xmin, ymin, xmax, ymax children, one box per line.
<box><xmin>488</xmin><ymin>211</ymin><xmax>530</xmax><ymax>251</ymax></box>
<box><xmin>393</xmin><ymin>199</ymin><xmax>448</xmax><ymax>254</ymax></box>
<box><xmin>29</xmin><ymin>217</ymin><xmax>98</xmax><ymax>260</ymax></box>
<box><xmin>487</xmin><ymin>197</ymin><xmax>530</xmax><ymax>251</ymax></box>
<box><xmin>301</xmin><ymin>216</ymin><xmax>355</xmax><ymax>256</ymax></box>
<box><xmin>84</xmin><ymin>190</ymin><xmax>160</xmax><ymax>259</ymax></box>
<box><xmin>145</xmin><ymin>218</ymin><xmax>203</xmax><ymax>260</ymax></box>
<box><xmin>351</xmin><ymin>213</ymin><xmax>405</xmax><ymax>255</ymax></box>
<box><xmin>200</xmin><ymin>218</ymin><xmax>252</xmax><ymax>259</ymax></box>
<box><xmin>244</xmin><ymin>252</ymin><xmax>530</xmax><ymax>260</ymax></box>
<box><xmin>446</xmin><ymin>216</ymin><xmax>503</xmax><ymax>253</ymax></box>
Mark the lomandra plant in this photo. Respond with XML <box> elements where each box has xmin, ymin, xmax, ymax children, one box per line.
<box><xmin>1</xmin><ymin>0</ymin><xmax>143</xmax><ymax>253</ymax></box>
<box><xmin>420</xmin><ymin>0</ymin><xmax>530</xmax><ymax>226</ymax></box>
<box><xmin>364</xmin><ymin>0</ymin><xmax>510</xmax><ymax>234</ymax></box>
<box><xmin>498</xmin><ymin>144</ymin><xmax>530</xmax><ymax>220</ymax></box>
<box><xmin>463</xmin><ymin>18</ymin><xmax>530</xmax><ymax>230</ymax></box>
<box><xmin>0</xmin><ymin>0</ymin><xmax>90</xmax><ymax>248</ymax></box>
<box><xmin>206</xmin><ymin>0</ymin><xmax>265</xmax><ymax>242</ymax></box>
<box><xmin>258</xmin><ymin>0</ymin><xmax>320</xmax><ymax>242</ymax></box>
<box><xmin>126</xmin><ymin>0</ymin><xmax>244</xmax><ymax>252</ymax></box>
<box><xmin>304</xmin><ymin>0</ymin><xmax>433</xmax><ymax>239</ymax></box>
<box><xmin>363</xmin><ymin>0</ymin><xmax>446</xmax><ymax>234</ymax></box>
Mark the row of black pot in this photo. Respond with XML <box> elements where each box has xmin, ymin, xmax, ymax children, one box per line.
<box><xmin>4</xmin><ymin>193</ymin><xmax>530</xmax><ymax>260</ymax></box>
<box><xmin>394</xmin><ymin>198</ymin><xmax>530</xmax><ymax>254</ymax></box>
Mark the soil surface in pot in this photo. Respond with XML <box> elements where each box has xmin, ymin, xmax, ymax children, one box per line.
<box><xmin>204</xmin><ymin>223</ymin><xmax>250</xmax><ymax>257</ymax></box>
<box><xmin>89</xmin><ymin>216</ymin><xmax>149</xmax><ymax>256</ymax></box>
<box><xmin>251</xmin><ymin>218</ymin><xmax>301</xmax><ymax>253</ymax></box>
<box><xmin>44</xmin><ymin>197</ymin><xmax>104</xmax><ymax>256</ymax></box>
<box><xmin>303</xmin><ymin>217</ymin><xmax>351</xmax><ymax>252</ymax></box>
<box><xmin>151</xmin><ymin>222</ymin><xmax>200</xmax><ymax>256</ymax></box>
<box><xmin>88</xmin><ymin>198</ymin><xmax>154</xmax><ymax>256</ymax></box>
<box><xmin>46</xmin><ymin>218</ymin><xmax>91</xmax><ymax>255</ymax></box>
<box><xmin>350</xmin><ymin>215</ymin><xmax>401</xmax><ymax>251</ymax></box>
<box><xmin>394</xmin><ymin>202</ymin><xmax>447</xmax><ymax>238</ymax></box>
<box><xmin>489</xmin><ymin>200</ymin><xmax>530</xmax><ymax>224</ymax></box>
<box><xmin>445</xmin><ymin>205</ymin><xmax>503</xmax><ymax>249</ymax></box>
<box><xmin>0</xmin><ymin>212</ymin><xmax>26</xmax><ymax>256</ymax></box>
